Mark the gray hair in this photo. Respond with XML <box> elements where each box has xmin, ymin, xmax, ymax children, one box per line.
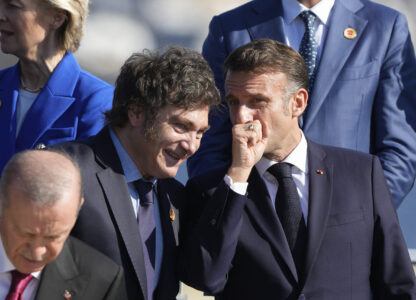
<box><xmin>0</xmin><ymin>150</ymin><xmax>83</xmax><ymax>213</ymax></box>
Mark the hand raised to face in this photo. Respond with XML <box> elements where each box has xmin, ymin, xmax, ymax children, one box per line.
<box><xmin>227</xmin><ymin>119</ymin><xmax>267</xmax><ymax>183</ymax></box>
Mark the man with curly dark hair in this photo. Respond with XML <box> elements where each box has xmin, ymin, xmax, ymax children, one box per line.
<box><xmin>53</xmin><ymin>46</ymin><xmax>220</xmax><ymax>300</ymax></box>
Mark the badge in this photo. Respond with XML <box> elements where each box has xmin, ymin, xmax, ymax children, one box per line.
<box><xmin>344</xmin><ymin>27</ymin><xmax>357</xmax><ymax>39</ymax></box>
<box><xmin>170</xmin><ymin>208</ymin><xmax>175</xmax><ymax>221</ymax></box>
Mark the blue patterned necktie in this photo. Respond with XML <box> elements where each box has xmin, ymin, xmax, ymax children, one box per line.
<box><xmin>135</xmin><ymin>179</ymin><xmax>156</xmax><ymax>300</ymax></box>
<box><xmin>268</xmin><ymin>163</ymin><xmax>307</xmax><ymax>275</ymax></box>
<box><xmin>299</xmin><ymin>10</ymin><xmax>318</xmax><ymax>92</ymax></box>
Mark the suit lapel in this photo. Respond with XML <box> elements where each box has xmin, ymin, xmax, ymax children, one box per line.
<box><xmin>247</xmin><ymin>0</ymin><xmax>286</xmax><ymax>43</ymax></box>
<box><xmin>302</xmin><ymin>140</ymin><xmax>333</xmax><ymax>284</ymax></box>
<box><xmin>35</xmin><ymin>239</ymin><xmax>83</xmax><ymax>299</ymax></box>
<box><xmin>246</xmin><ymin>168</ymin><xmax>298</xmax><ymax>282</ymax></box>
<box><xmin>93</xmin><ymin>129</ymin><xmax>149</xmax><ymax>300</ymax></box>
<box><xmin>0</xmin><ymin>64</ymin><xmax>20</xmax><ymax>167</ymax></box>
<box><xmin>16</xmin><ymin>52</ymin><xmax>79</xmax><ymax>150</ymax></box>
<box><xmin>303</xmin><ymin>0</ymin><xmax>367</xmax><ymax>129</ymax></box>
<box><xmin>154</xmin><ymin>180</ymin><xmax>180</xmax><ymax>292</ymax></box>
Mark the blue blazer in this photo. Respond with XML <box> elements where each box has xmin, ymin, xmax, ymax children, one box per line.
<box><xmin>181</xmin><ymin>140</ymin><xmax>416</xmax><ymax>299</ymax></box>
<box><xmin>0</xmin><ymin>52</ymin><xmax>113</xmax><ymax>174</ymax></box>
<box><xmin>187</xmin><ymin>0</ymin><xmax>416</xmax><ymax>207</ymax></box>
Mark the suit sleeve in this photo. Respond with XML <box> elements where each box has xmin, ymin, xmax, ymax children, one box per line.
<box><xmin>179</xmin><ymin>178</ymin><xmax>246</xmax><ymax>294</ymax></box>
<box><xmin>187</xmin><ymin>16</ymin><xmax>233</xmax><ymax>178</ymax></box>
<box><xmin>373</xmin><ymin>12</ymin><xmax>416</xmax><ymax>207</ymax></box>
<box><xmin>370</xmin><ymin>156</ymin><xmax>416</xmax><ymax>298</ymax></box>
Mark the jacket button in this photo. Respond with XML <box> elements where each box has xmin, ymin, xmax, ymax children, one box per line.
<box><xmin>35</xmin><ymin>143</ymin><xmax>46</xmax><ymax>150</ymax></box>
<box><xmin>210</xmin><ymin>219</ymin><xmax>217</xmax><ymax>225</ymax></box>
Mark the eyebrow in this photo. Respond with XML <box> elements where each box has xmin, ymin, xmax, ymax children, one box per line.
<box><xmin>172</xmin><ymin>115</ymin><xmax>210</xmax><ymax>132</ymax></box>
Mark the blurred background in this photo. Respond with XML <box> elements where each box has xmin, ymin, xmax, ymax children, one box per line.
<box><xmin>1</xmin><ymin>0</ymin><xmax>415</xmax><ymax>297</ymax></box>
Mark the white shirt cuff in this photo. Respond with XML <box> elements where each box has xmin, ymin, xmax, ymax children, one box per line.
<box><xmin>224</xmin><ymin>175</ymin><xmax>248</xmax><ymax>195</ymax></box>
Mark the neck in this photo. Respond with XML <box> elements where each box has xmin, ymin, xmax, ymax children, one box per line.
<box><xmin>19</xmin><ymin>49</ymin><xmax>66</xmax><ymax>92</ymax></box>
<box><xmin>113</xmin><ymin>126</ymin><xmax>150</xmax><ymax>178</ymax></box>
<box><xmin>298</xmin><ymin>0</ymin><xmax>321</xmax><ymax>9</ymax></box>
<box><xmin>264</xmin><ymin>129</ymin><xmax>302</xmax><ymax>162</ymax></box>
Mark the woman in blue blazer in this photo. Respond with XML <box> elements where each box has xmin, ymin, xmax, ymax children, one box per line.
<box><xmin>0</xmin><ymin>0</ymin><xmax>113</xmax><ymax>174</ymax></box>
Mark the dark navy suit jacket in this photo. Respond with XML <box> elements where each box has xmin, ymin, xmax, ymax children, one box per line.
<box><xmin>187</xmin><ymin>0</ymin><xmax>416</xmax><ymax>207</ymax></box>
<box><xmin>0</xmin><ymin>52</ymin><xmax>113</xmax><ymax>175</ymax></box>
<box><xmin>55</xmin><ymin>127</ymin><xmax>185</xmax><ymax>300</ymax></box>
<box><xmin>181</xmin><ymin>140</ymin><xmax>416</xmax><ymax>299</ymax></box>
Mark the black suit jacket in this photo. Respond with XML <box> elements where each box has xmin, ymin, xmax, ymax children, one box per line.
<box><xmin>181</xmin><ymin>140</ymin><xmax>416</xmax><ymax>299</ymax></box>
<box><xmin>35</xmin><ymin>237</ymin><xmax>124</xmax><ymax>300</ymax></box>
<box><xmin>55</xmin><ymin>127</ymin><xmax>185</xmax><ymax>300</ymax></box>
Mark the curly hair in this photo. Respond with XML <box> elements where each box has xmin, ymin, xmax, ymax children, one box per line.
<box><xmin>106</xmin><ymin>46</ymin><xmax>221</xmax><ymax>137</ymax></box>
<box><xmin>42</xmin><ymin>0</ymin><xmax>88</xmax><ymax>52</ymax></box>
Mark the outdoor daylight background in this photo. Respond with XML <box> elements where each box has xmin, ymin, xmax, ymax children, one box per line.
<box><xmin>1</xmin><ymin>0</ymin><xmax>415</xmax><ymax>292</ymax></box>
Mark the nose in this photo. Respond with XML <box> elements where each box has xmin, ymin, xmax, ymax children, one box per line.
<box><xmin>26</xmin><ymin>243</ymin><xmax>47</xmax><ymax>261</ymax></box>
<box><xmin>181</xmin><ymin>132</ymin><xmax>200</xmax><ymax>157</ymax></box>
<box><xmin>234</xmin><ymin>104</ymin><xmax>254</xmax><ymax>125</ymax></box>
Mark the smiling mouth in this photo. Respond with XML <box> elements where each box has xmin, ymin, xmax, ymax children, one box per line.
<box><xmin>164</xmin><ymin>149</ymin><xmax>186</xmax><ymax>163</ymax></box>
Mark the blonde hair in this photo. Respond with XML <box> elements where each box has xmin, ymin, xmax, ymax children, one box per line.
<box><xmin>43</xmin><ymin>0</ymin><xmax>89</xmax><ymax>52</ymax></box>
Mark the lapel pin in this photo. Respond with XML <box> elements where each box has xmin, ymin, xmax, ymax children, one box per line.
<box><xmin>316</xmin><ymin>169</ymin><xmax>324</xmax><ymax>175</ymax></box>
<box><xmin>344</xmin><ymin>27</ymin><xmax>357</xmax><ymax>39</ymax></box>
<box><xmin>64</xmin><ymin>290</ymin><xmax>72</xmax><ymax>300</ymax></box>
<box><xmin>170</xmin><ymin>208</ymin><xmax>175</xmax><ymax>221</ymax></box>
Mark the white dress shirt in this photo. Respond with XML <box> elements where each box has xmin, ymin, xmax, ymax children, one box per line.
<box><xmin>282</xmin><ymin>0</ymin><xmax>335</xmax><ymax>66</ymax></box>
<box><xmin>256</xmin><ymin>132</ymin><xmax>309</xmax><ymax>222</ymax></box>
<box><xmin>0</xmin><ymin>238</ymin><xmax>42</xmax><ymax>300</ymax></box>
<box><xmin>226</xmin><ymin>132</ymin><xmax>309</xmax><ymax>222</ymax></box>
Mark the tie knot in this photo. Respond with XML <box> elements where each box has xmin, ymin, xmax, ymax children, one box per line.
<box><xmin>135</xmin><ymin>179</ymin><xmax>154</xmax><ymax>205</ymax></box>
<box><xmin>268</xmin><ymin>163</ymin><xmax>293</xmax><ymax>180</ymax></box>
<box><xmin>7</xmin><ymin>270</ymin><xmax>33</xmax><ymax>299</ymax></box>
<box><xmin>299</xmin><ymin>10</ymin><xmax>316</xmax><ymax>26</ymax></box>
<box><xmin>11</xmin><ymin>270</ymin><xmax>32</xmax><ymax>282</ymax></box>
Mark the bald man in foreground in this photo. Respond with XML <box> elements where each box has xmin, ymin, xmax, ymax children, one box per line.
<box><xmin>0</xmin><ymin>150</ymin><xmax>125</xmax><ymax>300</ymax></box>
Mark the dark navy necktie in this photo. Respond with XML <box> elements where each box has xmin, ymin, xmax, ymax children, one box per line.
<box><xmin>299</xmin><ymin>10</ymin><xmax>318</xmax><ymax>93</ymax></box>
<box><xmin>268</xmin><ymin>163</ymin><xmax>307</xmax><ymax>275</ymax></box>
<box><xmin>134</xmin><ymin>179</ymin><xmax>156</xmax><ymax>300</ymax></box>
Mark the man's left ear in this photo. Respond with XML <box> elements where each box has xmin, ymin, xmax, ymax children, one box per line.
<box><xmin>50</xmin><ymin>9</ymin><xmax>67</xmax><ymax>30</ymax></box>
<box><xmin>291</xmin><ymin>88</ymin><xmax>308</xmax><ymax>118</ymax></box>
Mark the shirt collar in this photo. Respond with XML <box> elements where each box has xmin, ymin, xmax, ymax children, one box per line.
<box><xmin>256</xmin><ymin>131</ymin><xmax>308</xmax><ymax>177</ymax></box>
<box><xmin>0</xmin><ymin>237</ymin><xmax>42</xmax><ymax>279</ymax></box>
<box><xmin>109</xmin><ymin>128</ymin><xmax>143</xmax><ymax>184</ymax></box>
<box><xmin>282</xmin><ymin>0</ymin><xmax>335</xmax><ymax>25</ymax></box>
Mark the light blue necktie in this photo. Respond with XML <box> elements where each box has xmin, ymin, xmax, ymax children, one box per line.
<box><xmin>299</xmin><ymin>11</ymin><xmax>318</xmax><ymax>92</ymax></box>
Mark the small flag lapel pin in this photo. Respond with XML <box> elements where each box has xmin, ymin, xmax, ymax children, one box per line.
<box><xmin>64</xmin><ymin>290</ymin><xmax>72</xmax><ymax>300</ymax></box>
<box><xmin>316</xmin><ymin>169</ymin><xmax>324</xmax><ymax>175</ymax></box>
<box><xmin>170</xmin><ymin>208</ymin><xmax>175</xmax><ymax>221</ymax></box>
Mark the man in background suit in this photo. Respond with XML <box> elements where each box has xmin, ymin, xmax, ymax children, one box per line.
<box><xmin>0</xmin><ymin>150</ymin><xmax>124</xmax><ymax>300</ymax></box>
<box><xmin>180</xmin><ymin>39</ymin><xmax>416</xmax><ymax>299</ymax></box>
<box><xmin>187</xmin><ymin>0</ymin><xmax>416</xmax><ymax>207</ymax></box>
<box><xmin>56</xmin><ymin>47</ymin><xmax>220</xmax><ymax>300</ymax></box>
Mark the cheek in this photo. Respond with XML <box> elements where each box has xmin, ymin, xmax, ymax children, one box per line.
<box><xmin>44</xmin><ymin>242</ymin><xmax>63</xmax><ymax>261</ymax></box>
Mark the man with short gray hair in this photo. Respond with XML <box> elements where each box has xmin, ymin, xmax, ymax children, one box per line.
<box><xmin>0</xmin><ymin>150</ymin><xmax>125</xmax><ymax>300</ymax></box>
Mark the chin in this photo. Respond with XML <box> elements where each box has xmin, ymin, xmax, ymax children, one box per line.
<box><xmin>156</xmin><ymin>167</ymin><xmax>179</xmax><ymax>179</ymax></box>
